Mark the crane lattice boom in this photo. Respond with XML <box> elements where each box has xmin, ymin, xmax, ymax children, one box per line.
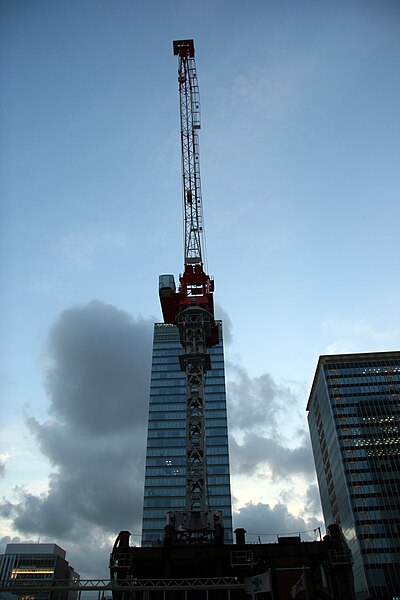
<box><xmin>174</xmin><ymin>39</ymin><xmax>204</xmax><ymax>267</ymax></box>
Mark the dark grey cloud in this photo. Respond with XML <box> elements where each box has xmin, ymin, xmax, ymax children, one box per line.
<box><xmin>44</xmin><ymin>300</ymin><xmax>152</xmax><ymax>434</ymax></box>
<box><xmin>226</xmin><ymin>363</ymin><xmax>299</xmax><ymax>431</ymax></box>
<box><xmin>230</xmin><ymin>431</ymin><xmax>315</xmax><ymax>478</ymax></box>
<box><xmin>7</xmin><ymin>419</ymin><xmax>146</xmax><ymax>537</ymax></box>
<box><xmin>0</xmin><ymin>536</ymin><xmax>34</xmax><ymax>555</ymax></box>
<box><xmin>1</xmin><ymin>301</ymin><xmax>154</xmax><ymax>576</ymax></box>
<box><xmin>0</xmin><ymin>499</ymin><xmax>15</xmax><ymax>518</ymax></box>
<box><xmin>233</xmin><ymin>501</ymin><xmax>324</xmax><ymax>543</ymax></box>
<box><xmin>302</xmin><ymin>483</ymin><xmax>323</xmax><ymax>518</ymax></box>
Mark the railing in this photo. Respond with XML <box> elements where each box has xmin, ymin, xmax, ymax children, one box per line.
<box><xmin>0</xmin><ymin>577</ymin><xmax>244</xmax><ymax>592</ymax></box>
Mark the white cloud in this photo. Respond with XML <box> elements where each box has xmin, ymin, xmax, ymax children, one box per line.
<box><xmin>322</xmin><ymin>316</ymin><xmax>399</xmax><ymax>354</ymax></box>
<box><xmin>57</xmin><ymin>226</ymin><xmax>130</xmax><ymax>270</ymax></box>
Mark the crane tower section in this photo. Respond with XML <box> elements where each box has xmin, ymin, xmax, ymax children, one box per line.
<box><xmin>159</xmin><ymin>39</ymin><xmax>223</xmax><ymax>544</ymax></box>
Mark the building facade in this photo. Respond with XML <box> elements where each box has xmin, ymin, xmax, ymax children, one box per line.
<box><xmin>142</xmin><ymin>322</ymin><xmax>233</xmax><ymax>546</ymax></box>
<box><xmin>0</xmin><ymin>543</ymin><xmax>79</xmax><ymax>600</ymax></box>
<box><xmin>307</xmin><ymin>351</ymin><xmax>400</xmax><ymax>599</ymax></box>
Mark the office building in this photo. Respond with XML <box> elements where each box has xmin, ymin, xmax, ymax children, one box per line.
<box><xmin>0</xmin><ymin>543</ymin><xmax>79</xmax><ymax>600</ymax></box>
<box><xmin>142</xmin><ymin>322</ymin><xmax>233</xmax><ymax>546</ymax></box>
<box><xmin>307</xmin><ymin>351</ymin><xmax>400</xmax><ymax>599</ymax></box>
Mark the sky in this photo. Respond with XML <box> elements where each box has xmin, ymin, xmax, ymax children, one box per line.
<box><xmin>1</xmin><ymin>0</ymin><xmax>400</xmax><ymax>579</ymax></box>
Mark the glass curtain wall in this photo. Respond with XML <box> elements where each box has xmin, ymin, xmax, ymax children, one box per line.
<box><xmin>142</xmin><ymin>322</ymin><xmax>233</xmax><ymax>546</ymax></box>
<box><xmin>307</xmin><ymin>352</ymin><xmax>400</xmax><ymax>600</ymax></box>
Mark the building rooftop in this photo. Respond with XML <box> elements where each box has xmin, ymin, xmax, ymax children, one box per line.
<box><xmin>4</xmin><ymin>544</ymin><xmax>66</xmax><ymax>559</ymax></box>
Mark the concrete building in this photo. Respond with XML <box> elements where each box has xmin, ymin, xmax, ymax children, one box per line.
<box><xmin>0</xmin><ymin>543</ymin><xmax>79</xmax><ymax>600</ymax></box>
<box><xmin>307</xmin><ymin>351</ymin><xmax>400</xmax><ymax>599</ymax></box>
<box><xmin>142</xmin><ymin>322</ymin><xmax>233</xmax><ymax>545</ymax></box>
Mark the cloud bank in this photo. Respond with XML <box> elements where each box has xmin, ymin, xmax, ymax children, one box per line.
<box><xmin>2</xmin><ymin>301</ymin><xmax>322</xmax><ymax>576</ymax></box>
<box><xmin>1</xmin><ymin>301</ymin><xmax>153</xmax><ymax>576</ymax></box>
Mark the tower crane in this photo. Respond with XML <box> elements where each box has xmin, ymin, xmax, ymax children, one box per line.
<box><xmin>159</xmin><ymin>39</ymin><xmax>224</xmax><ymax>544</ymax></box>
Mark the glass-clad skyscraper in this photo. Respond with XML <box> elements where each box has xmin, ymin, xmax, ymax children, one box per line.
<box><xmin>142</xmin><ymin>322</ymin><xmax>233</xmax><ymax>546</ymax></box>
<box><xmin>307</xmin><ymin>351</ymin><xmax>400</xmax><ymax>600</ymax></box>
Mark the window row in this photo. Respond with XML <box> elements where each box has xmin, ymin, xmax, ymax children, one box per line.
<box><xmin>208</xmin><ymin>475</ymin><xmax>231</xmax><ymax>485</ymax></box>
<box><xmin>147</xmin><ymin>430</ymin><xmax>185</xmax><ymax>439</ymax></box>
<box><xmin>145</xmin><ymin>477</ymin><xmax>186</xmax><ymax>486</ymax></box>
<box><xmin>146</xmin><ymin>447</ymin><xmax>185</xmax><ymax>457</ymax></box>
<box><xmin>208</xmin><ymin>485</ymin><xmax>231</xmax><ymax>495</ymax></box>
<box><xmin>143</xmin><ymin>509</ymin><xmax>176</xmax><ymax>519</ymax></box>
<box><xmin>153</xmin><ymin>349</ymin><xmax>183</xmax><ymax>357</ymax></box>
<box><xmin>144</xmin><ymin>488</ymin><xmax>186</xmax><ymax>497</ymax></box>
<box><xmin>148</xmin><ymin>418</ymin><xmax>228</xmax><ymax>429</ymax></box>
<box><xmin>148</xmin><ymin>416</ymin><xmax>185</xmax><ymax>425</ymax></box>
<box><xmin>207</xmin><ymin>497</ymin><xmax>232</xmax><ymax>507</ymax></box>
<box><xmin>142</xmin><ymin>518</ymin><xmax>172</xmax><ymax>529</ymax></box>
<box><xmin>147</xmin><ymin>438</ymin><xmax>186</xmax><ymax>448</ymax></box>
<box><xmin>145</xmin><ymin>467</ymin><xmax>185</xmax><ymax>476</ymax></box>
<box><xmin>151</xmin><ymin>371</ymin><xmax>185</xmax><ymax>380</ymax></box>
<box><xmin>145</xmin><ymin>457</ymin><xmax>185</xmax><ymax>467</ymax></box>
<box><xmin>206</xmin><ymin>455</ymin><xmax>230</xmax><ymax>464</ymax></box>
<box><xmin>143</xmin><ymin>497</ymin><xmax>185</xmax><ymax>508</ymax></box>
<box><xmin>152</xmin><ymin>356</ymin><xmax>181</xmax><ymax>365</ymax></box>
<box><xmin>151</xmin><ymin>380</ymin><xmax>187</xmax><ymax>388</ymax></box>
<box><xmin>149</xmin><ymin>402</ymin><xmax>228</xmax><ymax>412</ymax></box>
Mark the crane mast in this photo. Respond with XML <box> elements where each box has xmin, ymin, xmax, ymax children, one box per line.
<box><xmin>159</xmin><ymin>39</ymin><xmax>223</xmax><ymax>545</ymax></box>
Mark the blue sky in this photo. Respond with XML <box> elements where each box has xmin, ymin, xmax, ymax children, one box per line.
<box><xmin>1</xmin><ymin>0</ymin><xmax>400</xmax><ymax>578</ymax></box>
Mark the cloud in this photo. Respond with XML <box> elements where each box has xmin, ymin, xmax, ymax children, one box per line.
<box><xmin>44</xmin><ymin>300</ymin><xmax>151</xmax><ymax>434</ymax></box>
<box><xmin>233</xmin><ymin>501</ymin><xmax>323</xmax><ymax>543</ymax></box>
<box><xmin>2</xmin><ymin>302</ymin><xmax>321</xmax><ymax>576</ymax></box>
<box><xmin>301</xmin><ymin>484</ymin><xmax>323</xmax><ymax>520</ymax></box>
<box><xmin>215</xmin><ymin>303</ymin><xmax>233</xmax><ymax>345</ymax></box>
<box><xmin>230</xmin><ymin>432</ymin><xmax>315</xmax><ymax>479</ymax></box>
<box><xmin>322</xmin><ymin>316</ymin><xmax>400</xmax><ymax>354</ymax></box>
<box><xmin>0</xmin><ymin>453</ymin><xmax>8</xmax><ymax>477</ymax></box>
<box><xmin>0</xmin><ymin>536</ymin><xmax>34</xmax><ymax>555</ymax></box>
<box><xmin>58</xmin><ymin>227</ymin><xmax>130</xmax><ymax>270</ymax></box>
<box><xmin>227</xmin><ymin>363</ymin><xmax>297</xmax><ymax>431</ymax></box>
<box><xmin>216</xmin><ymin>60</ymin><xmax>313</xmax><ymax>137</ymax></box>
<box><xmin>1</xmin><ymin>301</ymin><xmax>154</xmax><ymax>576</ymax></box>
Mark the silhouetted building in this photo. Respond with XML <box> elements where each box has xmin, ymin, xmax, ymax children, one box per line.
<box><xmin>307</xmin><ymin>351</ymin><xmax>400</xmax><ymax>599</ymax></box>
<box><xmin>110</xmin><ymin>525</ymin><xmax>355</xmax><ymax>599</ymax></box>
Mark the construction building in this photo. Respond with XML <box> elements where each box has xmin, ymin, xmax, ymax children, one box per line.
<box><xmin>0</xmin><ymin>543</ymin><xmax>79</xmax><ymax>600</ymax></box>
<box><xmin>110</xmin><ymin>526</ymin><xmax>355</xmax><ymax>599</ymax></box>
<box><xmin>142</xmin><ymin>322</ymin><xmax>233</xmax><ymax>545</ymax></box>
<box><xmin>307</xmin><ymin>351</ymin><xmax>400</xmax><ymax>599</ymax></box>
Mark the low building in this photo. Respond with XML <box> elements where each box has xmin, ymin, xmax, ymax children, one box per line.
<box><xmin>0</xmin><ymin>543</ymin><xmax>79</xmax><ymax>600</ymax></box>
<box><xmin>109</xmin><ymin>525</ymin><xmax>355</xmax><ymax>599</ymax></box>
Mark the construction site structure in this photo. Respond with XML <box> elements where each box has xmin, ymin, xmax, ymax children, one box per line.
<box><xmin>108</xmin><ymin>525</ymin><xmax>356</xmax><ymax>600</ymax></box>
<box><xmin>106</xmin><ymin>36</ymin><xmax>357</xmax><ymax>598</ymax></box>
<box><xmin>158</xmin><ymin>39</ymin><xmax>222</xmax><ymax>544</ymax></box>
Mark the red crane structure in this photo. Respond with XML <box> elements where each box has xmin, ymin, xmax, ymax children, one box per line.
<box><xmin>159</xmin><ymin>39</ymin><xmax>223</xmax><ymax>544</ymax></box>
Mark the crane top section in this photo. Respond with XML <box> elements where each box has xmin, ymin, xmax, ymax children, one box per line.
<box><xmin>159</xmin><ymin>39</ymin><xmax>218</xmax><ymax>348</ymax></box>
<box><xmin>173</xmin><ymin>39</ymin><xmax>195</xmax><ymax>58</ymax></box>
<box><xmin>174</xmin><ymin>38</ymin><xmax>204</xmax><ymax>268</ymax></box>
